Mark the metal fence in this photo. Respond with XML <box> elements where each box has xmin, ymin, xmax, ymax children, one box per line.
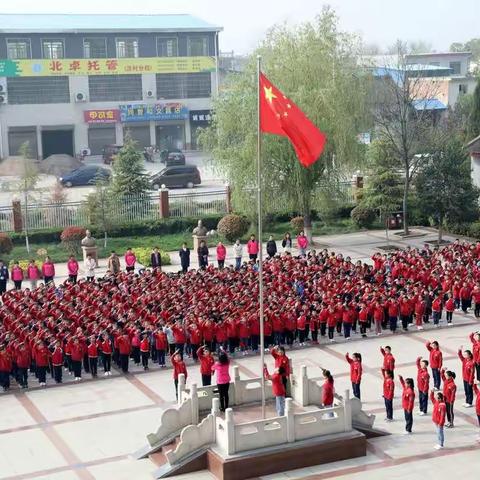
<box><xmin>2</xmin><ymin>188</ymin><xmax>229</xmax><ymax>233</ymax></box>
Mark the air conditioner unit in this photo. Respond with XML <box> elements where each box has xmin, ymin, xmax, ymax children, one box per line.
<box><xmin>0</xmin><ymin>77</ymin><xmax>7</xmax><ymax>104</ymax></box>
<box><xmin>75</xmin><ymin>91</ymin><xmax>87</xmax><ymax>102</ymax></box>
<box><xmin>80</xmin><ymin>148</ymin><xmax>91</xmax><ymax>157</ymax></box>
<box><xmin>146</xmin><ymin>90</ymin><xmax>154</xmax><ymax>98</ymax></box>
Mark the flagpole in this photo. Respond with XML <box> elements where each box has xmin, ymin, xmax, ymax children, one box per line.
<box><xmin>257</xmin><ymin>54</ymin><xmax>266</xmax><ymax>419</ymax></box>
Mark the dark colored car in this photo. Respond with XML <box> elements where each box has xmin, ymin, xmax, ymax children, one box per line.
<box><xmin>59</xmin><ymin>165</ymin><xmax>111</xmax><ymax>187</ymax></box>
<box><xmin>150</xmin><ymin>166</ymin><xmax>201</xmax><ymax>189</ymax></box>
<box><xmin>102</xmin><ymin>144</ymin><xmax>122</xmax><ymax>165</ymax></box>
<box><xmin>165</xmin><ymin>152</ymin><xmax>186</xmax><ymax>167</ymax></box>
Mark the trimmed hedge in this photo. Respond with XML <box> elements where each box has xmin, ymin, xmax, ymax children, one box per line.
<box><xmin>134</xmin><ymin>247</ymin><xmax>171</xmax><ymax>266</ymax></box>
<box><xmin>9</xmin><ymin>215</ymin><xmax>224</xmax><ymax>245</ymax></box>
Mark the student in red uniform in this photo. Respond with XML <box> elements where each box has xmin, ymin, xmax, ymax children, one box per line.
<box><xmin>416</xmin><ymin>357</ymin><xmax>430</xmax><ymax>415</ymax></box>
<box><xmin>171</xmin><ymin>349</ymin><xmax>187</xmax><ymax>399</ymax></box>
<box><xmin>117</xmin><ymin>333</ymin><xmax>131</xmax><ymax>373</ymax></box>
<box><xmin>101</xmin><ymin>333</ymin><xmax>112</xmax><ymax>375</ymax></box>
<box><xmin>472</xmin><ymin>383</ymin><xmax>480</xmax><ymax>438</ymax></box>
<box><xmin>87</xmin><ymin>336</ymin><xmax>98</xmax><ymax>377</ymax></box>
<box><xmin>0</xmin><ymin>344</ymin><xmax>12</xmax><ymax>391</ymax></box>
<box><xmin>51</xmin><ymin>341</ymin><xmax>64</xmax><ymax>384</ymax></box>
<box><xmin>271</xmin><ymin>345</ymin><xmax>290</xmax><ymax>392</ymax></box>
<box><xmin>458</xmin><ymin>346</ymin><xmax>475</xmax><ymax>407</ymax></box>
<box><xmin>382</xmin><ymin>369</ymin><xmax>395</xmax><ymax>421</ymax></box>
<box><xmin>140</xmin><ymin>333</ymin><xmax>150</xmax><ymax>371</ymax></box>
<box><xmin>70</xmin><ymin>338</ymin><xmax>84</xmax><ymax>381</ymax></box>
<box><xmin>154</xmin><ymin>328</ymin><xmax>167</xmax><ymax>367</ymax></box>
<box><xmin>321</xmin><ymin>369</ymin><xmax>335</xmax><ymax>408</ymax></box>
<box><xmin>426</xmin><ymin>341</ymin><xmax>443</xmax><ymax>390</ymax></box>
<box><xmin>197</xmin><ymin>345</ymin><xmax>214</xmax><ymax>386</ymax></box>
<box><xmin>431</xmin><ymin>294</ymin><xmax>443</xmax><ymax>326</ymax></box>
<box><xmin>346</xmin><ymin>352</ymin><xmax>362</xmax><ymax>399</ymax></box>
<box><xmin>441</xmin><ymin>368</ymin><xmax>457</xmax><ymax>427</ymax></box>
<box><xmin>430</xmin><ymin>390</ymin><xmax>447</xmax><ymax>449</ymax></box>
<box><xmin>469</xmin><ymin>331</ymin><xmax>480</xmax><ymax>382</ymax></box>
<box><xmin>399</xmin><ymin>375</ymin><xmax>415</xmax><ymax>433</ymax></box>
<box><xmin>35</xmin><ymin>341</ymin><xmax>50</xmax><ymax>386</ymax></box>
<box><xmin>445</xmin><ymin>293</ymin><xmax>455</xmax><ymax>325</ymax></box>
<box><xmin>264</xmin><ymin>364</ymin><xmax>286</xmax><ymax>416</ymax></box>
<box><xmin>380</xmin><ymin>346</ymin><xmax>395</xmax><ymax>376</ymax></box>
<box><xmin>15</xmin><ymin>343</ymin><xmax>30</xmax><ymax>389</ymax></box>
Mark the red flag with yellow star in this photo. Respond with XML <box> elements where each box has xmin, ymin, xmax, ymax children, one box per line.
<box><xmin>260</xmin><ymin>73</ymin><xmax>326</xmax><ymax>168</ymax></box>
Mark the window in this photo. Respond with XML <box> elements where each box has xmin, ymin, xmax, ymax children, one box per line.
<box><xmin>42</xmin><ymin>39</ymin><xmax>64</xmax><ymax>59</ymax></box>
<box><xmin>428</xmin><ymin>62</ymin><xmax>440</xmax><ymax>67</ymax></box>
<box><xmin>7</xmin><ymin>77</ymin><xmax>69</xmax><ymax>104</ymax></box>
<box><xmin>7</xmin><ymin>39</ymin><xmax>31</xmax><ymax>59</ymax></box>
<box><xmin>156</xmin><ymin>72</ymin><xmax>211</xmax><ymax>99</ymax></box>
<box><xmin>459</xmin><ymin>84</ymin><xmax>468</xmax><ymax>95</ymax></box>
<box><xmin>84</xmin><ymin>38</ymin><xmax>107</xmax><ymax>58</ymax></box>
<box><xmin>89</xmin><ymin>74</ymin><xmax>142</xmax><ymax>101</ymax></box>
<box><xmin>116</xmin><ymin>38</ymin><xmax>139</xmax><ymax>58</ymax></box>
<box><xmin>157</xmin><ymin>37</ymin><xmax>178</xmax><ymax>57</ymax></box>
<box><xmin>187</xmin><ymin>36</ymin><xmax>209</xmax><ymax>56</ymax></box>
<box><xmin>449</xmin><ymin>61</ymin><xmax>461</xmax><ymax>75</ymax></box>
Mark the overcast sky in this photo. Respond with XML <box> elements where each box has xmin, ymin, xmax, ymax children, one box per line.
<box><xmin>2</xmin><ymin>0</ymin><xmax>479</xmax><ymax>54</ymax></box>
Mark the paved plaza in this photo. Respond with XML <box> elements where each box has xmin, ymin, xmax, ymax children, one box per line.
<box><xmin>1</xmin><ymin>228</ymin><xmax>480</xmax><ymax>480</ymax></box>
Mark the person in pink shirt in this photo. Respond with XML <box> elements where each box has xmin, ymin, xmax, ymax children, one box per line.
<box><xmin>10</xmin><ymin>261</ymin><xmax>24</xmax><ymax>290</ymax></box>
<box><xmin>67</xmin><ymin>255</ymin><xmax>79</xmax><ymax>284</ymax></box>
<box><xmin>125</xmin><ymin>248</ymin><xmax>136</xmax><ymax>272</ymax></box>
<box><xmin>27</xmin><ymin>259</ymin><xmax>41</xmax><ymax>290</ymax></box>
<box><xmin>216</xmin><ymin>241</ymin><xmax>227</xmax><ymax>269</ymax></box>
<box><xmin>247</xmin><ymin>234</ymin><xmax>259</xmax><ymax>262</ymax></box>
<box><xmin>41</xmin><ymin>256</ymin><xmax>55</xmax><ymax>285</ymax></box>
<box><xmin>212</xmin><ymin>348</ymin><xmax>231</xmax><ymax>411</ymax></box>
<box><xmin>297</xmin><ymin>231</ymin><xmax>308</xmax><ymax>256</ymax></box>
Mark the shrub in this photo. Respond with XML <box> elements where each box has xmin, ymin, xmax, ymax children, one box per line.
<box><xmin>217</xmin><ymin>214</ymin><xmax>250</xmax><ymax>242</ymax></box>
<box><xmin>350</xmin><ymin>205</ymin><xmax>376</xmax><ymax>228</ymax></box>
<box><xmin>0</xmin><ymin>233</ymin><xmax>13</xmax><ymax>254</ymax></box>
<box><xmin>8</xmin><ymin>259</ymin><xmax>30</xmax><ymax>271</ymax></box>
<box><xmin>60</xmin><ymin>226</ymin><xmax>86</xmax><ymax>255</ymax></box>
<box><xmin>290</xmin><ymin>216</ymin><xmax>304</xmax><ymax>233</ymax></box>
<box><xmin>134</xmin><ymin>247</ymin><xmax>171</xmax><ymax>266</ymax></box>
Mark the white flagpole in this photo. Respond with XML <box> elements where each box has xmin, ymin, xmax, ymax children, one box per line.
<box><xmin>257</xmin><ymin>54</ymin><xmax>266</xmax><ymax>419</ymax></box>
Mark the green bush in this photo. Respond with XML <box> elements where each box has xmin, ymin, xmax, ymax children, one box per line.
<box><xmin>0</xmin><ymin>233</ymin><xmax>13</xmax><ymax>254</ymax></box>
<box><xmin>60</xmin><ymin>226</ymin><xmax>86</xmax><ymax>256</ymax></box>
<box><xmin>467</xmin><ymin>221</ymin><xmax>480</xmax><ymax>238</ymax></box>
<box><xmin>134</xmin><ymin>247</ymin><xmax>171</xmax><ymax>266</ymax></box>
<box><xmin>8</xmin><ymin>259</ymin><xmax>30</xmax><ymax>271</ymax></box>
<box><xmin>350</xmin><ymin>205</ymin><xmax>376</xmax><ymax>228</ymax></box>
<box><xmin>217</xmin><ymin>214</ymin><xmax>250</xmax><ymax>242</ymax></box>
<box><xmin>290</xmin><ymin>216</ymin><xmax>304</xmax><ymax>233</ymax></box>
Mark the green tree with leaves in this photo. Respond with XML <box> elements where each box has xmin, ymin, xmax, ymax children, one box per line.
<box><xmin>111</xmin><ymin>134</ymin><xmax>149</xmax><ymax>197</ymax></box>
<box><xmin>414</xmin><ymin>138</ymin><xmax>480</xmax><ymax>243</ymax></box>
<box><xmin>200</xmin><ymin>7</ymin><xmax>369</xmax><ymax>240</ymax></box>
<box><xmin>468</xmin><ymin>78</ymin><xmax>480</xmax><ymax>139</ymax></box>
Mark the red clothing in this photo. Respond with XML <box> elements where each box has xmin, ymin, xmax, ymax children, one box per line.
<box><xmin>154</xmin><ymin>331</ymin><xmax>167</xmax><ymax>350</ymax></box>
<box><xmin>400</xmin><ymin>378</ymin><xmax>415</xmax><ymax>412</ymax></box>
<box><xmin>469</xmin><ymin>333</ymin><xmax>480</xmax><ymax>364</ymax></box>
<box><xmin>216</xmin><ymin>245</ymin><xmax>227</xmax><ymax>261</ymax></box>
<box><xmin>441</xmin><ymin>372</ymin><xmax>457</xmax><ymax>403</ymax></box>
<box><xmin>426</xmin><ymin>343</ymin><xmax>443</xmax><ymax>369</ymax></box>
<box><xmin>15</xmin><ymin>348</ymin><xmax>31</xmax><ymax>369</ymax></box>
<box><xmin>383</xmin><ymin>375</ymin><xmax>395</xmax><ymax>400</ymax></box>
<box><xmin>70</xmin><ymin>344</ymin><xmax>84</xmax><ymax>362</ymax></box>
<box><xmin>271</xmin><ymin>349</ymin><xmax>290</xmax><ymax>376</ymax></box>
<box><xmin>380</xmin><ymin>348</ymin><xmax>395</xmax><ymax>371</ymax></box>
<box><xmin>35</xmin><ymin>346</ymin><xmax>50</xmax><ymax>367</ymax></box>
<box><xmin>322</xmin><ymin>378</ymin><xmax>334</xmax><ymax>406</ymax></box>
<box><xmin>458</xmin><ymin>350</ymin><xmax>475</xmax><ymax>383</ymax></box>
<box><xmin>51</xmin><ymin>347</ymin><xmax>63</xmax><ymax>365</ymax></box>
<box><xmin>101</xmin><ymin>340</ymin><xmax>112</xmax><ymax>355</ymax></box>
<box><xmin>197</xmin><ymin>347</ymin><xmax>214</xmax><ymax>375</ymax></box>
<box><xmin>264</xmin><ymin>367</ymin><xmax>286</xmax><ymax>397</ymax></box>
<box><xmin>346</xmin><ymin>354</ymin><xmax>362</xmax><ymax>383</ymax></box>
<box><xmin>171</xmin><ymin>355</ymin><xmax>187</xmax><ymax>379</ymax></box>
<box><xmin>473</xmin><ymin>384</ymin><xmax>480</xmax><ymax>415</ymax></box>
<box><xmin>416</xmin><ymin>358</ymin><xmax>430</xmax><ymax>393</ymax></box>
<box><xmin>430</xmin><ymin>392</ymin><xmax>446</xmax><ymax>426</ymax></box>
<box><xmin>87</xmin><ymin>343</ymin><xmax>98</xmax><ymax>358</ymax></box>
<box><xmin>118</xmin><ymin>336</ymin><xmax>131</xmax><ymax>355</ymax></box>
<box><xmin>140</xmin><ymin>338</ymin><xmax>150</xmax><ymax>353</ymax></box>
<box><xmin>0</xmin><ymin>351</ymin><xmax>12</xmax><ymax>372</ymax></box>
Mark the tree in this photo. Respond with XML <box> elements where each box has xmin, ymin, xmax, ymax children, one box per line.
<box><xmin>111</xmin><ymin>134</ymin><xmax>149</xmax><ymax>197</ymax></box>
<box><xmin>450</xmin><ymin>38</ymin><xmax>480</xmax><ymax>63</ymax></box>
<box><xmin>468</xmin><ymin>78</ymin><xmax>480</xmax><ymax>139</ymax></box>
<box><xmin>414</xmin><ymin>138</ymin><xmax>480</xmax><ymax>243</ymax></box>
<box><xmin>362</xmin><ymin>140</ymin><xmax>403</xmax><ymax>244</ymax></box>
<box><xmin>372</xmin><ymin>42</ymin><xmax>443</xmax><ymax>235</ymax></box>
<box><xmin>200</xmin><ymin>8</ymin><xmax>368</xmax><ymax>240</ymax></box>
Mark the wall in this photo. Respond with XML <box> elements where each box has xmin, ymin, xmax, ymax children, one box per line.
<box><xmin>406</xmin><ymin>53</ymin><xmax>471</xmax><ymax>76</ymax></box>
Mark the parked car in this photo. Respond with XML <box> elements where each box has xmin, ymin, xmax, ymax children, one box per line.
<box><xmin>150</xmin><ymin>166</ymin><xmax>201</xmax><ymax>189</ymax></box>
<box><xmin>165</xmin><ymin>151</ymin><xmax>186</xmax><ymax>166</ymax></box>
<box><xmin>102</xmin><ymin>144</ymin><xmax>122</xmax><ymax>165</ymax></box>
<box><xmin>59</xmin><ymin>165</ymin><xmax>111</xmax><ymax>187</ymax></box>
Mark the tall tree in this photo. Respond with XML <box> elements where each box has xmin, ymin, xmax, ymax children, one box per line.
<box><xmin>468</xmin><ymin>78</ymin><xmax>480</xmax><ymax>139</ymax></box>
<box><xmin>372</xmin><ymin>42</ymin><xmax>442</xmax><ymax>235</ymax></box>
<box><xmin>111</xmin><ymin>134</ymin><xmax>149</xmax><ymax>197</ymax></box>
<box><xmin>414</xmin><ymin>138</ymin><xmax>480</xmax><ymax>243</ymax></box>
<box><xmin>200</xmin><ymin>7</ymin><xmax>368</xmax><ymax>240</ymax></box>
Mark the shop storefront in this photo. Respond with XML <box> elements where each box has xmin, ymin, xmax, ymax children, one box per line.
<box><xmin>84</xmin><ymin>109</ymin><xmax>120</xmax><ymax>155</ymax></box>
<box><xmin>190</xmin><ymin>110</ymin><xmax>212</xmax><ymax>149</ymax></box>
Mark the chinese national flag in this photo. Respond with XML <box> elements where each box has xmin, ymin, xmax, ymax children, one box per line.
<box><xmin>259</xmin><ymin>73</ymin><xmax>327</xmax><ymax>168</ymax></box>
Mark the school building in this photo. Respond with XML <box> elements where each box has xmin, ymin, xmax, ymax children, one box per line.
<box><xmin>0</xmin><ymin>13</ymin><xmax>221</xmax><ymax>159</ymax></box>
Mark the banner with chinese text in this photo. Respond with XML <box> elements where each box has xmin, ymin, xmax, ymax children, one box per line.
<box><xmin>0</xmin><ymin>57</ymin><xmax>215</xmax><ymax>77</ymax></box>
<box><xmin>84</xmin><ymin>109</ymin><xmax>120</xmax><ymax>123</ymax></box>
<box><xmin>119</xmin><ymin>103</ymin><xmax>188</xmax><ymax>122</ymax></box>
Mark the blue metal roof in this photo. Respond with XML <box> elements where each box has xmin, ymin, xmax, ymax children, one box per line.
<box><xmin>0</xmin><ymin>14</ymin><xmax>222</xmax><ymax>33</ymax></box>
<box><xmin>412</xmin><ymin>98</ymin><xmax>447</xmax><ymax>110</ymax></box>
